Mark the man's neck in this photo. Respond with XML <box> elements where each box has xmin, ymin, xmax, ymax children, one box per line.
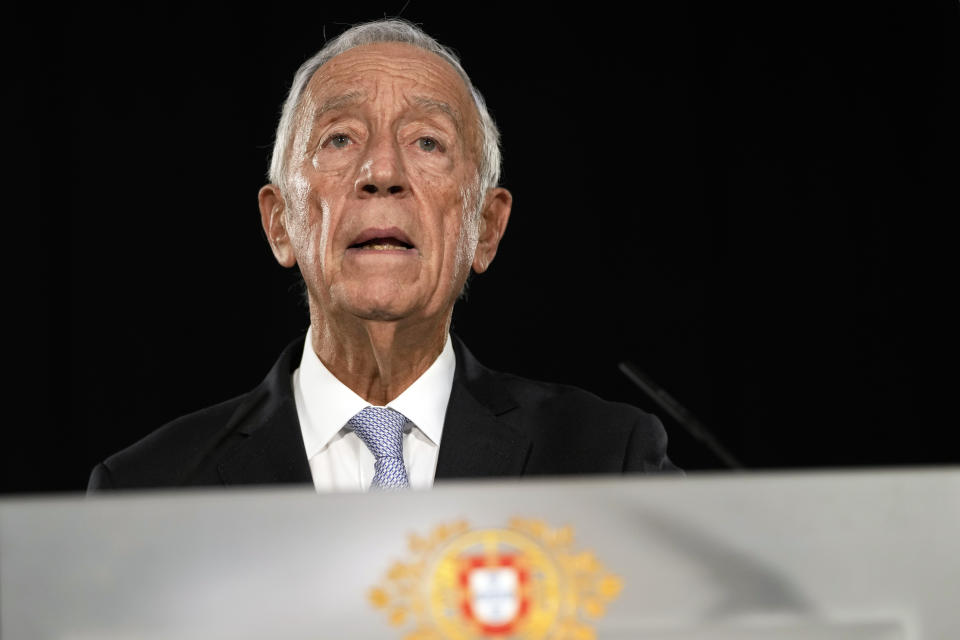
<box><xmin>308</xmin><ymin>310</ymin><xmax>450</xmax><ymax>406</ymax></box>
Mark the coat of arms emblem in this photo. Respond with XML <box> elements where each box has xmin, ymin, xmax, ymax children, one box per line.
<box><xmin>369</xmin><ymin>518</ymin><xmax>622</xmax><ymax>639</ymax></box>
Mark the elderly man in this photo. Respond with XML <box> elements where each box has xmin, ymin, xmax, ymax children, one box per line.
<box><xmin>88</xmin><ymin>20</ymin><xmax>677</xmax><ymax>492</ymax></box>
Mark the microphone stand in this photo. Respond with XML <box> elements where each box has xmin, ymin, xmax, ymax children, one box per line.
<box><xmin>618</xmin><ymin>361</ymin><xmax>744</xmax><ymax>470</ymax></box>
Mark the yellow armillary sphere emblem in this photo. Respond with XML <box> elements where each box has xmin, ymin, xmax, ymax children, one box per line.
<box><xmin>368</xmin><ymin>518</ymin><xmax>623</xmax><ymax>640</ymax></box>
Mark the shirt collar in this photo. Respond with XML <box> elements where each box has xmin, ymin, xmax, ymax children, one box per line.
<box><xmin>294</xmin><ymin>327</ymin><xmax>455</xmax><ymax>458</ymax></box>
<box><xmin>387</xmin><ymin>335</ymin><xmax>454</xmax><ymax>448</ymax></box>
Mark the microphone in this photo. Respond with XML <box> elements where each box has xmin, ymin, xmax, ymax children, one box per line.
<box><xmin>618</xmin><ymin>361</ymin><xmax>744</xmax><ymax>470</ymax></box>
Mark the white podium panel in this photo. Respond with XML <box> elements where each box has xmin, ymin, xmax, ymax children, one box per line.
<box><xmin>2</xmin><ymin>469</ymin><xmax>957</xmax><ymax>639</ymax></box>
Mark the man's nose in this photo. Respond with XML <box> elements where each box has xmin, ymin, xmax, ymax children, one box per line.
<box><xmin>355</xmin><ymin>136</ymin><xmax>409</xmax><ymax>197</ymax></box>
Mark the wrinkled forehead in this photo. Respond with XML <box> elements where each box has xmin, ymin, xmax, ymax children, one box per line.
<box><xmin>298</xmin><ymin>42</ymin><xmax>481</xmax><ymax>148</ymax></box>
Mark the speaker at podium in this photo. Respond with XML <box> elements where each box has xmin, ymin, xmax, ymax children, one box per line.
<box><xmin>2</xmin><ymin>469</ymin><xmax>957</xmax><ymax>639</ymax></box>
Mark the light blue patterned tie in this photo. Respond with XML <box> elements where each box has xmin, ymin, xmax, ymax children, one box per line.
<box><xmin>348</xmin><ymin>406</ymin><xmax>410</xmax><ymax>490</ymax></box>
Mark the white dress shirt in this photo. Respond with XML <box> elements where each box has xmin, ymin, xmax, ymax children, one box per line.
<box><xmin>292</xmin><ymin>327</ymin><xmax>455</xmax><ymax>492</ymax></box>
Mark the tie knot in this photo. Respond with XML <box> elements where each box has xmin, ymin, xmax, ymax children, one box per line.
<box><xmin>348</xmin><ymin>406</ymin><xmax>407</xmax><ymax>459</ymax></box>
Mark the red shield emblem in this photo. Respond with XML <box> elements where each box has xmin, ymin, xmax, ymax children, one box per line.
<box><xmin>458</xmin><ymin>554</ymin><xmax>530</xmax><ymax>635</ymax></box>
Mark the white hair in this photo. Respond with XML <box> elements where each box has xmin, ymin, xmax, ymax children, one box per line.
<box><xmin>267</xmin><ymin>19</ymin><xmax>502</xmax><ymax>201</ymax></box>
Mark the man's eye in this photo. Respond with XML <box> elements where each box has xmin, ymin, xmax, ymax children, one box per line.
<box><xmin>327</xmin><ymin>134</ymin><xmax>351</xmax><ymax>149</ymax></box>
<box><xmin>417</xmin><ymin>137</ymin><xmax>439</xmax><ymax>152</ymax></box>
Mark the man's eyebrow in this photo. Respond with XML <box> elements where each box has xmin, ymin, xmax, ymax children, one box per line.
<box><xmin>314</xmin><ymin>92</ymin><xmax>365</xmax><ymax>117</ymax></box>
<box><xmin>412</xmin><ymin>96</ymin><xmax>464</xmax><ymax>134</ymax></box>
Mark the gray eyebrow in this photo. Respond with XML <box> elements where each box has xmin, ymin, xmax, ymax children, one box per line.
<box><xmin>314</xmin><ymin>92</ymin><xmax>365</xmax><ymax>117</ymax></box>
<box><xmin>411</xmin><ymin>96</ymin><xmax>464</xmax><ymax>135</ymax></box>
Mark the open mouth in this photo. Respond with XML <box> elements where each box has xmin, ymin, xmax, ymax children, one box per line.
<box><xmin>349</xmin><ymin>238</ymin><xmax>414</xmax><ymax>250</ymax></box>
<box><xmin>348</xmin><ymin>227</ymin><xmax>416</xmax><ymax>251</ymax></box>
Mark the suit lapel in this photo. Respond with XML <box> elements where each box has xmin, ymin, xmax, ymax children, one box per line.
<box><xmin>435</xmin><ymin>337</ymin><xmax>531</xmax><ymax>479</ymax></box>
<box><xmin>217</xmin><ymin>336</ymin><xmax>313</xmax><ymax>487</ymax></box>
<box><xmin>218</xmin><ymin>397</ymin><xmax>313</xmax><ymax>486</ymax></box>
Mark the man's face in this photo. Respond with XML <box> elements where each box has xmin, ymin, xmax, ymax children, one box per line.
<box><xmin>273</xmin><ymin>42</ymin><xmax>489</xmax><ymax>326</ymax></box>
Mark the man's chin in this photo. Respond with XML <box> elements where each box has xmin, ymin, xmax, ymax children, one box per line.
<box><xmin>339</xmin><ymin>293</ymin><xmax>420</xmax><ymax>323</ymax></box>
<box><xmin>350</xmin><ymin>307</ymin><xmax>409</xmax><ymax>322</ymax></box>
<box><xmin>324</xmin><ymin>281</ymin><xmax>438</xmax><ymax>324</ymax></box>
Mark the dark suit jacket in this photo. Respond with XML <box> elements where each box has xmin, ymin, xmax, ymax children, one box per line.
<box><xmin>88</xmin><ymin>335</ymin><xmax>677</xmax><ymax>490</ymax></box>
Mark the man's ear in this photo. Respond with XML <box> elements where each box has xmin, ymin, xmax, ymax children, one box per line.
<box><xmin>258</xmin><ymin>184</ymin><xmax>296</xmax><ymax>267</ymax></box>
<box><xmin>472</xmin><ymin>187</ymin><xmax>512</xmax><ymax>274</ymax></box>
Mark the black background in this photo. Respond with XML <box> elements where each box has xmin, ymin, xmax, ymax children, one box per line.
<box><xmin>10</xmin><ymin>2</ymin><xmax>959</xmax><ymax>492</ymax></box>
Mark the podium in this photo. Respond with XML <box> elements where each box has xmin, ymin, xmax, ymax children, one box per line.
<box><xmin>2</xmin><ymin>469</ymin><xmax>957</xmax><ymax>639</ymax></box>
